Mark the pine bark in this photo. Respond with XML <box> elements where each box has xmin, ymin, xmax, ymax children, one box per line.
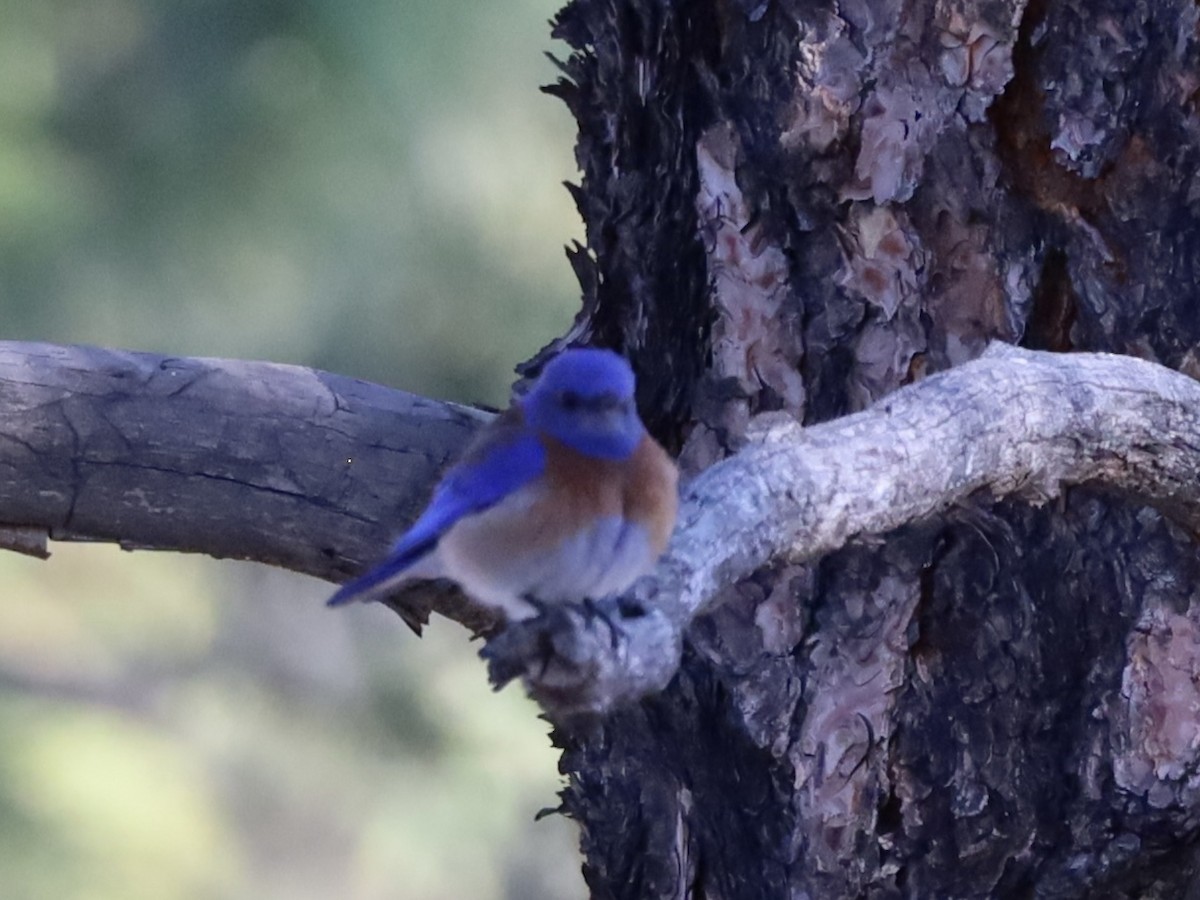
<box><xmin>548</xmin><ymin>0</ymin><xmax>1200</xmax><ymax>896</ymax></box>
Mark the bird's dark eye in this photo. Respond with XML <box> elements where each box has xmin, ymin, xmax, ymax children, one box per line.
<box><xmin>559</xmin><ymin>390</ymin><xmax>583</xmax><ymax>411</ymax></box>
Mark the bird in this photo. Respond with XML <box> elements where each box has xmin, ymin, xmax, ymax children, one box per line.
<box><xmin>327</xmin><ymin>348</ymin><xmax>679</xmax><ymax>624</ymax></box>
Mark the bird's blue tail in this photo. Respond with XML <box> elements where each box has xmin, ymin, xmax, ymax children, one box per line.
<box><xmin>326</xmin><ymin>533</ymin><xmax>439</xmax><ymax>607</ymax></box>
<box><xmin>327</xmin><ymin>410</ymin><xmax>546</xmax><ymax>609</ymax></box>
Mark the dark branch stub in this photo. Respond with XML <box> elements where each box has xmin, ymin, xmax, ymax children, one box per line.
<box><xmin>0</xmin><ymin>525</ymin><xmax>50</xmax><ymax>559</ymax></box>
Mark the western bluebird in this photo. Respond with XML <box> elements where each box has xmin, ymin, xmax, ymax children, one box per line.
<box><xmin>327</xmin><ymin>348</ymin><xmax>679</xmax><ymax>622</ymax></box>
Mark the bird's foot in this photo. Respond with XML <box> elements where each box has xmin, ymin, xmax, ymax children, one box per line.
<box><xmin>519</xmin><ymin>593</ymin><xmax>551</xmax><ymax>620</ymax></box>
<box><xmin>518</xmin><ymin>595</ymin><xmax>569</xmax><ymax>677</ymax></box>
<box><xmin>581</xmin><ymin>597</ymin><xmax>623</xmax><ymax>650</ymax></box>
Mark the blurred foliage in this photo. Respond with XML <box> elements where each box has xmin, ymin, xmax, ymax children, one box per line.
<box><xmin>0</xmin><ymin>0</ymin><xmax>586</xmax><ymax>897</ymax></box>
<box><xmin>0</xmin><ymin>0</ymin><xmax>580</xmax><ymax>404</ymax></box>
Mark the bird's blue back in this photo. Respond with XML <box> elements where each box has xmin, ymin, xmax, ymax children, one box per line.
<box><xmin>326</xmin><ymin>409</ymin><xmax>545</xmax><ymax>605</ymax></box>
<box><xmin>327</xmin><ymin>348</ymin><xmax>664</xmax><ymax>611</ymax></box>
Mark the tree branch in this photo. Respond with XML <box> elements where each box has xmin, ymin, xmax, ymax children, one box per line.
<box><xmin>0</xmin><ymin>340</ymin><xmax>488</xmax><ymax>585</ymax></box>
<box><xmin>493</xmin><ymin>343</ymin><xmax>1200</xmax><ymax>715</ymax></box>
<box><xmin>6</xmin><ymin>341</ymin><xmax>1200</xmax><ymax>717</ymax></box>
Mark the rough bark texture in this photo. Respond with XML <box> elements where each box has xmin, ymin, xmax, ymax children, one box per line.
<box><xmin>547</xmin><ymin>0</ymin><xmax>1200</xmax><ymax>897</ymax></box>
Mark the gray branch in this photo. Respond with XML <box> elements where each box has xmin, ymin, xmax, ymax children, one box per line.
<box><xmin>4</xmin><ymin>341</ymin><xmax>1200</xmax><ymax>718</ymax></box>
<box><xmin>498</xmin><ymin>343</ymin><xmax>1200</xmax><ymax>715</ymax></box>
<box><xmin>0</xmin><ymin>340</ymin><xmax>488</xmax><ymax>584</ymax></box>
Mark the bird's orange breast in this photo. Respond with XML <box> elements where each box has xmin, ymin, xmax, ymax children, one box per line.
<box><xmin>540</xmin><ymin>432</ymin><xmax>679</xmax><ymax>554</ymax></box>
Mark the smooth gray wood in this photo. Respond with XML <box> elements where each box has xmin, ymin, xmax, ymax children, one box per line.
<box><xmin>0</xmin><ymin>341</ymin><xmax>488</xmax><ymax>583</ymax></box>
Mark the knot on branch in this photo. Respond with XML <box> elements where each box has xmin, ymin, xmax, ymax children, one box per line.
<box><xmin>480</xmin><ymin>592</ymin><xmax>683</xmax><ymax>718</ymax></box>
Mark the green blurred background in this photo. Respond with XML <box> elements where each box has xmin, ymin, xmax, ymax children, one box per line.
<box><xmin>0</xmin><ymin>1</ymin><xmax>587</xmax><ymax>897</ymax></box>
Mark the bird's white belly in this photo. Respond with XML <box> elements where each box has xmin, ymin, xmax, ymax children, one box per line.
<box><xmin>439</xmin><ymin>513</ymin><xmax>656</xmax><ymax>620</ymax></box>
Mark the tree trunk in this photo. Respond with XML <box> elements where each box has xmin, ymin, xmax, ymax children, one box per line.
<box><xmin>548</xmin><ymin>0</ymin><xmax>1200</xmax><ymax>896</ymax></box>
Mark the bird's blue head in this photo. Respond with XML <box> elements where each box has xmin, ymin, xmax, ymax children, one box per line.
<box><xmin>523</xmin><ymin>348</ymin><xmax>644</xmax><ymax>461</ymax></box>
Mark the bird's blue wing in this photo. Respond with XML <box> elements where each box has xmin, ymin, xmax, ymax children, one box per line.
<box><xmin>327</xmin><ymin>416</ymin><xmax>546</xmax><ymax>606</ymax></box>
